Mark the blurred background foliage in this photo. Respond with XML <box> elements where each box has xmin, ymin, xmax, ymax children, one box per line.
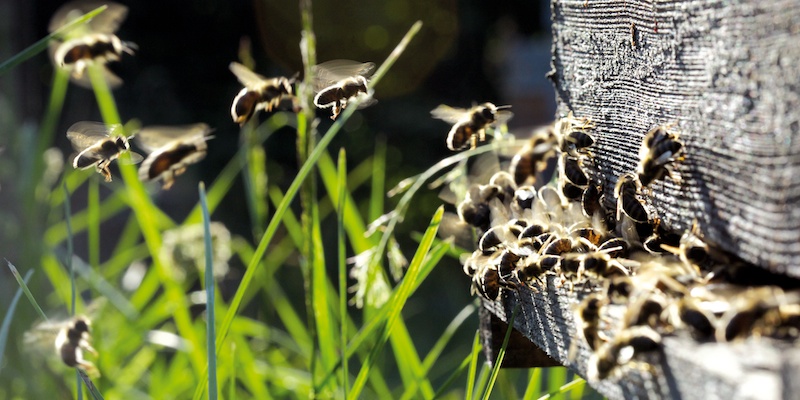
<box><xmin>0</xmin><ymin>0</ymin><xmax>558</xmax><ymax>397</ymax></box>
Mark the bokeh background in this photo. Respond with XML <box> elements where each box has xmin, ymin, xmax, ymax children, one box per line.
<box><xmin>0</xmin><ymin>0</ymin><xmax>557</xmax><ymax>394</ymax></box>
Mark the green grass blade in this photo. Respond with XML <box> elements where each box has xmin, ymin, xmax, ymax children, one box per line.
<box><xmin>0</xmin><ymin>269</ymin><xmax>34</xmax><ymax>369</ymax></box>
<box><xmin>465</xmin><ymin>329</ymin><xmax>482</xmax><ymax>400</ymax></box>
<box><xmin>400</xmin><ymin>303</ymin><xmax>477</xmax><ymax>400</ymax></box>
<box><xmin>6</xmin><ymin>260</ymin><xmax>48</xmax><ymax>321</ymax></box>
<box><xmin>78</xmin><ymin>369</ymin><xmax>105</xmax><ymax>400</ymax></box>
<box><xmin>432</xmin><ymin>351</ymin><xmax>473</xmax><ymax>399</ymax></box>
<box><xmin>200</xmin><ymin>182</ymin><xmax>218</xmax><ymax>400</ymax></box>
<box><xmin>481</xmin><ymin>304</ymin><xmax>520</xmax><ymax>400</ymax></box>
<box><xmin>69</xmin><ymin>255</ymin><xmax>137</xmax><ymax>320</ymax></box>
<box><xmin>88</xmin><ymin>63</ymin><xmax>205</xmax><ymax>377</ymax></box>
<box><xmin>336</xmin><ymin>148</ymin><xmax>350</xmax><ymax>397</ymax></box>
<box><xmin>348</xmin><ymin>206</ymin><xmax>443</xmax><ymax>398</ymax></box>
<box><xmin>316</xmin><ymin>240</ymin><xmax>450</xmax><ymax>384</ymax></box>
<box><xmin>547</xmin><ymin>367</ymin><xmax>567</xmax><ymax>398</ymax></box>
<box><xmin>64</xmin><ymin>182</ymin><xmax>77</xmax><ymax>315</ymax></box>
<box><xmin>192</xmin><ymin>21</ymin><xmax>423</xmax><ymax>400</ymax></box>
<box><xmin>0</xmin><ymin>5</ymin><xmax>107</xmax><ymax>75</ymax></box>
<box><xmin>316</xmin><ymin>150</ymin><xmax>371</xmax><ymax>251</ymax></box>
<box><xmin>311</xmin><ymin>191</ymin><xmax>336</xmax><ymax>394</ymax></box>
<box><xmin>367</xmin><ymin>141</ymin><xmax>504</xmax><ymax>292</ymax></box>
<box><xmin>183</xmin><ymin>118</ymin><xmax>281</xmax><ymax>225</ymax></box>
<box><xmin>537</xmin><ymin>378</ymin><xmax>586</xmax><ymax>400</ymax></box>
<box><xmin>523</xmin><ymin>368</ymin><xmax>543</xmax><ymax>400</ymax></box>
<box><xmin>87</xmin><ymin>177</ymin><xmax>100</xmax><ymax>269</ymax></box>
<box><xmin>369</xmin><ymin>138</ymin><xmax>386</xmax><ymax>223</ymax></box>
<box><xmin>228</xmin><ymin>341</ymin><xmax>236</xmax><ymax>400</ymax></box>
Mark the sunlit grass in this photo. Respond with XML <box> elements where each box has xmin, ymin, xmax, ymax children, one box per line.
<box><xmin>0</xmin><ymin>3</ymin><xmax>594</xmax><ymax>400</ymax></box>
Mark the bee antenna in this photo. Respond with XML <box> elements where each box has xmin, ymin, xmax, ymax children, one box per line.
<box><xmin>496</xmin><ymin>105</ymin><xmax>513</xmax><ymax>110</ymax></box>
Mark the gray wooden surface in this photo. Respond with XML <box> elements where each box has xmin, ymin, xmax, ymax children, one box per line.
<box><xmin>548</xmin><ymin>0</ymin><xmax>800</xmax><ymax>276</ymax></box>
<box><xmin>483</xmin><ymin>282</ymin><xmax>800</xmax><ymax>400</ymax></box>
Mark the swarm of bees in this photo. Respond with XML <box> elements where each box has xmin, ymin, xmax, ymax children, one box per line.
<box><xmin>454</xmin><ymin>112</ymin><xmax>800</xmax><ymax>383</ymax></box>
<box><xmin>49</xmin><ymin>1</ymin><xmax>136</xmax><ymax>88</ymax></box>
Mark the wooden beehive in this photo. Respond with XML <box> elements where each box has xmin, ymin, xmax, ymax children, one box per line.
<box><xmin>548</xmin><ymin>0</ymin><xmax>800</xmax><ymax>277</ymax></box>
<box><xmin>477</xmin><ymin>1</ymin><xmax>800</xmax><ymax>398</ymax></box>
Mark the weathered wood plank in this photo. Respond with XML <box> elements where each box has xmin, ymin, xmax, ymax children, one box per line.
<box><xmin>548</xmin><ymin>0</ymin><xmax>800</xmax><ymax>276</ymax></box>
<box><xmin>482</xmin><ymin>283</ymin><xmax>800</xmax><ymax>400</ymax></box>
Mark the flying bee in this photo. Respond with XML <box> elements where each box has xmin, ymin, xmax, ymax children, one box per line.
<box><xmin>55</xmin><ymin>317</ymin><xmax>99</xmax><ymax>374</ymax></box>
<box><xmin>135</xmin><ymin>123</ymin><xmax>214</xmax><ymax>189</ymax></box>
<box><xmin>229</xmin><ymin>62</ymin><xmax>296</xmax><ymax>126</ymax></box>
<box><xmin>554</xmin><ymin>111</ymin><xmax>595</xmax><ymax>157</ymax></box>
<box><xmin>49</xmin><ymin>1</ymin><xmax>135</xmax><ymax>88</ymax></box>
<box><xmin>587</xmin><ymin>325</ymin><xmax>661</xmax><ymax>381</ymax></box>
<box><xmin>457</xmin><ymin>182</ymin><xmax>505</xmax><ymax>231</ymax></box>
<box><xmin>313</xmin><ymin>60</ymin><xmax>376</xmax><ymax>120</ymax></box>
<box><xmin>25</xmin><ymin>316</ymin><xmax>100</xmax><ymax>377</ymax></box>
<box><xmin>509</xmin><ymin>125</ymin><xmax>557</xmax><ymax>185</ymax></box>
<box><xmin>637</xmin><ymin>124</ymin><xmax>684</xmax><ymax>187</ymax></box>
<box><xmin>67</xmin><ymin>121</ymin><xmax>142</xmax><ymax>182</ymax></box>
<box><xmin>431</xmin><ymin>102</ymin><xmax>513</xmax><ymax>151</ymax></box>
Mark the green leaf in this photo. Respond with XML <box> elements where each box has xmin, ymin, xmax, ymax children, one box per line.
<box><xmin>200</xmin><ymin>182</ymin><xmax>218</xmax><ymax>400</ymax></box>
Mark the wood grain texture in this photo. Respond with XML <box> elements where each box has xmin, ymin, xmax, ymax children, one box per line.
<box><xmin>483</xmin><ymin>282</ymin><xmax>800</xmax><ymax>400</ymax></box>
<box><xmin>548</xmin><ymin>0</ymin><xmax>800</xmax><ymax>276</ymax></box>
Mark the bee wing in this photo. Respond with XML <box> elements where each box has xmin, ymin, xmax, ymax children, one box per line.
<box><xmin>135</xmin><ymin>123</ymin><xmax>212</xmax><ymax>152</ymax></box>
<box><xmin>66</xmin><ymin>121</ymin><xmax>120</xmax><ymax>151</ymax></box>
<box><xmin>430</xmin><ymin>104</ymin><xmax>470</xmax><ymax>124</ymax></box>
<box><xmin>492</xmin><ymin>110</ymin><xmax>514</xmax><ymax>126</ymax></box>
<box><xmin>312</xmin><ymin>60</ymin><xmax>375</xmax><ymax>91</ymax></box>
<box><xmin>49</xmin><ymin>1</ymin><xmax>128</xmax><ymax>34</ymax></box>
<box><xmin>229</xmin><ymin>62</ymin><xmax>269</xmax><ymax>88</ymax></box>
<box><xmin>118</xmin><ymin>151</ymin><xmax>144</xmax><ymax>165</ymax></box>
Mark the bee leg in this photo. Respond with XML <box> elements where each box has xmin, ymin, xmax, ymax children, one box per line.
<box><xmin>80</xmin><ymin>339</ymin><xmax>98</xmax><ymax>357</ymax></box>
<box><xmin>162</xmin><ymin>178</ymin><xmax>175</xmax><ymax>190</ymax></box>
<box><xmin>470</xmin><ymin>134</ymin><xmax>477</xmax><ymax>150</ymax></box>
<box><xmin>78</xmin><ymin>360</ymin><xmax>100</xmax><ymax>378</ymax></box>
<box><xmin>73</xmin><ymin>61</ymin><xmax>87</xmax><ymax>78</ymax></box>
<box><xmin>96</xmin><ymin>161</ymin><xmax>112</xmax><ymax>182</ymax></box>
<box><xmin>666</xmin><ymin>165</ymin><xmax>683</xmax><ymax>185</ymax></box>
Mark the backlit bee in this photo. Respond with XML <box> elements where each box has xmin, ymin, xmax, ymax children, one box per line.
<box><xmin>67</xmin><ymin>121</ymin><xmax>142</xmax><ymax>182</ymax></box>
<box><xmin>554</xmin><ymin>111</ymin><xmax>595</xmax><ymax>157</ymax></box>
<box><xmin>587</xmin><ymin>325</ymin><xmax>661</xmax><ymax>381</ymax></box>
<box><xmin>49</xmin><ymin>1</ymin><xmax>136</xmax><ymax>88</ymax></box>
<box><xmin>135</xmin><ymin>123</ymin><xmax>213</xmax><ymax>189</ymax></box>
<box><xmin>431</xmin><ymin>102</ymin><xmax>513</xmax><ymax>151</ymax></box>
<box><xmin>637</xmin><ymin>125</ymin><xmax>684</xmax><ymax>187</ymax></box>
<box><xmin>55</xmin><ymin>317</ymin><xmax>99</xmax><ymax>375</ymax></box>
<box><xmin>614</xmin><ymin>173</ymin><xmax>649</xmax><ymax>223</ymax></box>
<box><xmin>575</xmin><ymin>294</ymin><xmax>609</xmax><ymax>351</ymax></box>
<box><xmin>25</xmin><ymin>316</ymin><xmax>100</xmax><ymax>377</ymax></box>
<box><xmin>312</xmin><ymin>60</ymin><xmax>376</xmax><ymax>120</ymax></box>
<box><xmin>229</xmin><ymin>62</ymin><xmax>296</xmax><ymax>126</ymax></box>
<box><xmin>509</xmin><ymin>125</ymin><xmax>557</xmax><ymax>186</ymax></box>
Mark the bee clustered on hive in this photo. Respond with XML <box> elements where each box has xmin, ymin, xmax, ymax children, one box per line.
<box><xmin>454</xmin><ymin>112</ymin><xmax>800</xmax><ymax>381</ymax></box>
